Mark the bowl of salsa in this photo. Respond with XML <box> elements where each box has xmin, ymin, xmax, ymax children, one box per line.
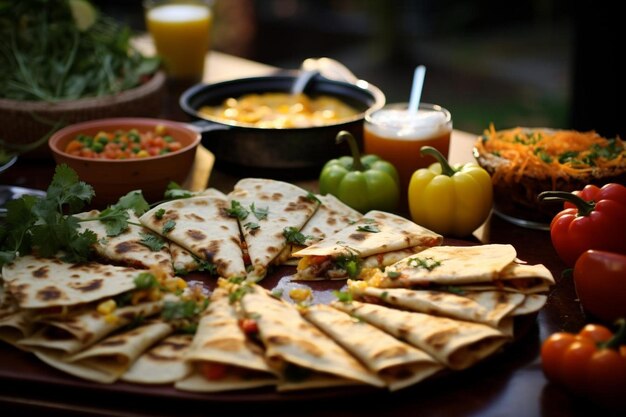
<box><xmin>49</xmin><ymin>118</ymin><xmax>201</xmax><ymax>206</ymax></box>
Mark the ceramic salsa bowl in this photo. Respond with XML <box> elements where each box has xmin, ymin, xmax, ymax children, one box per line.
<box><xmin>49</xmin><ymin>117</ymin><xmax>201</xmax><ymax>206</ymax></box>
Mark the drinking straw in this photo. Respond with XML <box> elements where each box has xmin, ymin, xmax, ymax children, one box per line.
<box><xmin>408</xmin><ymin>65</ymin><xmax>426</xmax><ymax>113</ymax></box>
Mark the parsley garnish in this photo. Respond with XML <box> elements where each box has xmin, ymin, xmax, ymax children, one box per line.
<box><xmin>357</xmin><ymin>224</ymin><xmax>380</xmax><ymax>233</ymax></box>
<box><xmin>250</xmin><ymin>203</ymin><xmax>268</xmax><ymax>220</ymax></box>
<box><xmin>226</xmin><ymin>200</ymin><xmax>249</xmax><ymax>220</ymax></box>
<box><xmin>333</xmin><ymin>290</ymin><xmax>353</xmax><ymax>303</ymax></box>
<box><xmin>154</xmin><ymin>208</ymin><xmax>166</xmax><ymax>219</ymax></box>
<box><xmin>162</xmin><ymin>299</ymin><xmax>209</xmax><ymax>321</ymax></box>
<box><xmin>162</xmin><ymin>219</ymin><xmax>176</xmax><ymax>234</ymax></box>
<box><xmin>0</xmin><ymin>164</ymin><xmax>98</xmax><ymax>266</ymax></box>
<box><xmin>407</xmin><ymin>256</ymin><xmax>442</xmax><ymax>271</ymax></box>
<box><xmin>244</xmin><ymin>222</ymin><xmax>260</xmax><ymax>231</ymax></box>
<box><xmin>139</xmin><ymin>232</ymin><xmax>166</xmax><ymax>252</ymax></box>
<box><xmin>305</xmin><ymin>192</ymin><xmax>321</xmax><ymax>204</ymax></box>
<box><xmin>196</xmin><ymin>259</ymin><xmax>218</xmax><ymax>275</ymax></box>
<box><xmin>134</xmin><ymin>272</ymin><xmax>159</xmax><ymax>290</ymax></box>
<box><xmin>380</xmin><ymin>291</ymin><xmax>389</xmax><ymax>300</ymax></box>
<box><xmin>164</xmin><ymin>182</ymin><xmax>194</xmax><ymax>200</ymax></box>
<box><xmin>334</xmin><ymin>251</ymin><xmax>361</xmax><ymax>279</ymax></box>
<box><xmin>228</xmin><ymin>276</ymin><xmax>246</xmax><ymax>284</ymax></box>
<box><xmin>387</xmin><ymin>270</ymin><xmax>401</xmax><ymax>279</ymax></box>
<box><xmin>283</xmin><ymin>227</ymin><xmax>311</xmax><ymax>246</ymax></box>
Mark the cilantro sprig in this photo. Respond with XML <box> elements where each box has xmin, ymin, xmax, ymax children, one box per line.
<box><xmin>283</xmin><ymin>227</ymin><xmax>312</xmax><ymax>246</ymax></box>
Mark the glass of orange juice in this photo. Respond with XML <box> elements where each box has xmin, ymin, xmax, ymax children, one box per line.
<box><xmin>144</xmin><ymin>0</ymin><xmax>213</xmax><ymax>81</ymax></box>
<box><xmin>364</xmin><ymin>102</ymin><xmax>452</xmax><ymax>192</ymax></box>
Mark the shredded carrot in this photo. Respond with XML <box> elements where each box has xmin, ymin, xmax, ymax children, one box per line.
<box><xmin>476</xmin><ymin>125</ymin><xmax>626</xmax><ymax>186</ymax></box>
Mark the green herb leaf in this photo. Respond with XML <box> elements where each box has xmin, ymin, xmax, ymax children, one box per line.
<box><xmin>228</xmin><ymin>284</ymin><xmax>253</xmax><ymax>304</ymax></box>
<box><xmin>283</xmin><ymin>227</ymin><xmax>311</xmax><ymax>246</ymax></box>
<box><xmin>134</xmin><ymin>272</ymin><xmax>159</xmax><ymax>290</ymax></box>
<box><xmin>139</xmin><ymin>232</ymin><xmax>166</xmax><ymax>251</ymax></box>
<box><xmin>162</xmin><ymin>299</ymin><xmax>208</xmax><ymax>321</ymax></box>
<box><xmin>356</xmin><ymin>224</ymin><xmax>380</xmax><ymax>233</ymax></box>
<box><xmin>305</xmin><ymin>192</ymin><xmax>321</xmax><ymax>204</ymax></box>
<box><xmin>333</xmin><ymin>290</ymin><xmax>353</xmax><ymax>303</ymax></box>
<box><xmin>387</xmin><ymin>270</ymin><xmax>401</xmax><ymax>279</ymax></box>
<box><xmin>164</xmin><ymin>182</ymin><xmax>194</xmax><ymax>200</ymax></box>
<box><xmin>154</xmin><ymin>208</ymin><xmax>166</xmax><ymax>219</ymax></box>
<box><xmin>250</xmin><ymin>203</ymin><xmax>269</xmax><ymax>220</ymax></box>
<box><xmin>407</xmin><ymin>257</ymin><xmax>442</xmax><ymax>271</ymax></box>
<box><xmin>244</xmin><ymin>222</ymin><xmax>260</xmax><ymax>231</ymax></box>
<box><xmin>113</xmin><ymin>190</ymin><xmax>150</xmax><ymax>216</ymax></box>
<box><xmin>271</xmin><ymin>288</ymin><xmax>284</xmax><ymax>299</ymax></box>
<box><xmin>226</xmin><ymin>200</ymin><xmax>249</xmax><ymax>220</ymax></box>
<box><xmin>162</xmin><ymin>219</ymin><xmax>176</xmax><ymax>234</ymax></box>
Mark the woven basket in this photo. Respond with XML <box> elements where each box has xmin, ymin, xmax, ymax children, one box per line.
<box><xmin>0</xmin><ymin>71</ymin><xmax>166</xmax><ymax>159</ymax></box>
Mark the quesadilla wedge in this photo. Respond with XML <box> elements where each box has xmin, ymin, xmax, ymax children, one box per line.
<box><xmin>1</xmin><ymin>255</ymin><xmax>147</xmax><ymax>310</ymax></box>
<box><xmin>302</xmin><ymin>304</ymin><xmax>443</xmax><ymax>391</ymax></box>
<box><xmin>228</xmin><ymin>178</ymin><xmax>320</xmax><ymax>282</ymax></box>
<box><xmin>17</xmin><ymin>299</ymin><xmax>164</xmax><ymax>354</ymax></box>
<box><xmin>332</xmin><ymin>300</ymin><xmax>510</xmax><ymax>370</ymax></box>
<box><xmin>275</xmin><ymin>194</ymin><xmax>363</xmax><ymax>266</ymax></box>
<box><xmin>140</xmin><ymin>191</ymin><xmax>246</xmax><ymax>279</ymax></box>
<box><xmin>510</xmin><ymin>294</ymin><xmax>548</xmax><ymax>316</ymax></box>
<box><xmin>292</xmin><ymin>210</ymin><xmax>442</xmax><ymax>281</ymax></box>
<box><xmin>370</xmin><ymin>244</ymin><xmax>555</xmax><ymax>294</ymax></box>
<box><xmin>347</xmin><ymin>280</ymin><xmax>525</xmax><ymax>329</ymax></box>
<box><xmin>0</xmin><ymin>310</ymin><xmax>35</xmax><ymax>347</ymax></box>
<box><xmin>35</xmin><ymin>320</ymin><xmax>174</xmax><ymax>384</ymax></box>
<box><xmin>122</xmin><ymin>333</ymin><xmax>193</xmax><ymax>384</ymax></box>
<box><xmin>175</xmin><ymin>287</ymin><xmax>277</xmax><ymax>392</ymax></box>
<box><xmin>76</xmin><ymin>210</ymin><xmax>174</xmax><ymax>276</ymax></box>
<box><xmin>237</xmin><ymin>284</ymin><xmax>385</xmax><ymax>390</ymax></box>
<box><xmin>169</xmin><ymin>243</ymin><xmax>202</xmax><ymax>275</ymax></box>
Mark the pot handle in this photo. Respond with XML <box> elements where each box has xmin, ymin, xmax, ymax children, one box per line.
<box><xmin>301</xmin><ymin>57</ymin><xmax>359</xmax><ymax>85</ymax></box>
<box><xmin>188</xmin><ymin>119</ymin><xmax>232</xmax><ymax>134</ymax></box>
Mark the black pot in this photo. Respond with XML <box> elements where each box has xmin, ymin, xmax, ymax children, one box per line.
<box><xmin>179</xmin><ymin>73</ymin><xmax>385</xmax><ymax>178</ymax></box>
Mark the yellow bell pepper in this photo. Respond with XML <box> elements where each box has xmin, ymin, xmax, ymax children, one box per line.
<box><xmin>408</xmin><ymin>146</ymin><xmax>493</xmax><ymax>237</ymax></box>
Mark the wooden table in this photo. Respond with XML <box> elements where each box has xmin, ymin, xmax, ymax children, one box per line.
<box><xmin>0</xmin><ymin>52</ymin><xmax>614</xmax><ymax>417</ymax></box>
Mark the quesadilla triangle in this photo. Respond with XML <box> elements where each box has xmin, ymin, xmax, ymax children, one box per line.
<box><xmin>17</xmin><ymin>299</ymin><xmax>164</xmax><ymax>354</ymax></box>
<box><xmin>302</xmin><ymin>304</ymin><xmax>443</xmax><ymax>391</ymax></box>
<box><xmin>238</xmin><ymin>284</ymin><xmax>385</xmax><ymax>390</ymax></box>
<box><xmin>139</xmin><ymin>191</ymin><xmax>246</xmax><ymax>279</ymax></box>
<box><xmin>275</xmin><ymin>194</ymin><xmax>363</xmax><ymax>266</ymax></box>
<box><xmin>35</xmin><ymin>320</ymin><xmax>174</xmax><ymax>384</ymax></box>
<box><xmin>332</xmin><ymin>300</ymin><xmax>511</xmax><ymax>371</ymax></box>
<box><xmin>510</xmin><ymin>294</ymin><xmax>548</xmax><ymax>316</ymax></box>
<box><xmin>370</xmin><ymin>244</ymin><xmax>554</xmax><ymax>294</ymax></box>
<box><xmin>122</xmin><ymin>334</ymin><xmax>193</xmax><ymax>385</ymax></box>
<box><xmin>228</xmin><ymin>178</ymin><xmax>320</xmax><ymax>282</ymax></box>
<box><xmin>1</xmin><ymin>255</ymin><xmax>148</xmax><ymax>310</ymax></box>
<box><xmin>175</xmin><ymin>287</ymin><xmax>278</xmax><ymax>392</ymax></box>
<box><xmin>0</xmin><ymin>310</ymin><xmax>35</xmax><ymax>347</ymax></box>
<box><xmin>292</xmin><ymin>210</ymin><xmax>443</xmax><ymax>281</ymax></box>
<box><xmin>347</xmin><ymin>280</ymin><xmax>526</xmax><ymax>330</ymax></box>
<box><xmin>76</xmin><ymin>209</ymin><xmax>174</xmax><ymax>276</ymax></box>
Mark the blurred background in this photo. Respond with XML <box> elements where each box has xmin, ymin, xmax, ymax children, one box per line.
<box><xmin>94</xmin><ymin>0</ymin><xmax>623</xmax><ymax>138</ymax></box>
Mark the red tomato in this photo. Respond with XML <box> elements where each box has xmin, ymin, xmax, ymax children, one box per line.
<box><xmin>239</xmin><ymin>318</ymin><xmax>259</xmax><ymax>335</ymax></box>
<box><xmin>574</xmin><ymin>250</ymin><xmax>626</xmax><ymax>323</ymax></box>
<box><xmin>198</xmin><ymin>362</ymin><xmax>228</xmax><ymax>381</ymax></box>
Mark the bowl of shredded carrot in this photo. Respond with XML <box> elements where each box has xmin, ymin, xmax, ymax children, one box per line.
<box><xmin>473</xmin><ymin>125</ymin><xmax>626</xmax><ymax>229</ymax></box>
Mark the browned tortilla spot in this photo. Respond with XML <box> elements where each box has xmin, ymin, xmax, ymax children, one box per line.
<box><xmin>69</xmin><ymin>279</ymin><xmax>103</xmax><ymax>292</ymax></box>
<box><xmin>165</xmin><ymin>212</ymin><xmax>179</xmax><ymax>221</ymax></box>
<box><xmin>99</xmin><ymin>338</ymin><xmax>127</xmax><ymax>347</ymax></box>
<box><xmin>187</xmin><ymin>230</ymin><xmax>207</xmax><ymax>241</ymax></box>
<box><xmin>271</xmin><ymin>192</ymin><xmax>283</xmax><ymax>201</ymax></box>
<box><xmin>173</xmin><ymin>201</ymin><xmax>185</xmax><ymax>209</ymax></box>
<box><xmin>36</xmin><ymin>286</ymin><xmax>64</xmax><ymax>301</ymax></box>
<box><xmin>218</xmin><ymin>208</ymin><xmax>231</xmax><ymax>220</ymax></box>
<box><xmin>267</xmin><ymin>335</ymin><xmax>290</xmax><ymax>345</ymax></box>
<box><xmin>348</xmin><ymin>233</ymin><xmax>366</xmax><ymax>242</ymax></box>
<box><xmin>220</xmin><ymin>225</ymin><xmax>228</xmax><ymax>230</ymax></box>
<box><xmin>425</xmin><ymin>328</ymin><xmax>458</xmax><ymax>350</ymax></box>
<box><xmin>103</xmin><ymin>272</ymin><xmax>113</xmax><ymax>277</ymax></box>
<box><xmin>185</xmin><ymin>213</ymin><xmax>206</xmax><ymax>222</ymax></box>
<box><xmin>267</xmin><ymin>246</ymin><xmax>278</xmax><ymax>254</ymax></box>
<box><xmin>397</xmin><ymin>325</ymin><xmax>412</xmax><ymax>340</ymax></box>
<box><xmin>32</xmin><ymin>266</ymin><xmax>49</xmax><ymax>279</ymax></box>
<box><xmin>372</xmin><ymin>346</ymin><xmax>408</xmax><ymax>360</ymax></box>
<box><xmin>293</xmin><ymin>339</ymin><xmax>324</xmax><ymax>357</ymax></box>
<box><xmin>202</xmin><ymin>338</ymin><xmax>241</xmax><ymax>352</ymax></box>
<box><xmin>326</xmin><ymin>218</ymin><xmax>337</xmax><ymax>226</ymax></box>
<box><xmin>70</xmin><ymin>274</ymin><xmax>80</xmax><ymax>279</ymax></box>
<box><xmin>192</xmin><ymin>200</ymin><xmax>209</xmax><ymax>206</ymax></box>
<box><xmin>114</xmin><ymin>241</ymin><xmax>136</xmax><ymax>254</ymax></box>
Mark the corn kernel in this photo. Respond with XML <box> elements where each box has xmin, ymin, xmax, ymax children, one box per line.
<box><xmin>97</xmin><ymin>299</ymin><xmax>117</xmax><ymax>315</ymax></box>
<box><xmin>289</xmin><ymin>287</ymin><xmax>312</xmax><ymax>303</ymax></box>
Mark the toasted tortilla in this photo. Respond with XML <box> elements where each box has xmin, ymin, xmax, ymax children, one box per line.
<box><xmin>36</xmin><ymin>320</ymin><xmax>174</xmax><ymax>383</ymax></box>
<box><xmin>2</xmin><ymin>256</ymin><xmax>144</xmax><ymax>309</ymax></box>
<box><xmin>332</xmin><ymin>300</ymin><xmax>510</xmax><ymax>370</ymax></box>
<box><xmin>292</xmin><ymin>210</ymin><xmax>442</xmax><ymax>280</ymax></box>
<box><xmin>302</xmin><ymin>304</ymin><xmax>442</xmax><ymax>391</ymax></box>
<box><xmin>76</xmin><ymin>210</ymin><xmax>174</xmax><ymax>276</ymax></box>
<box><xmin>175</xmin><ymin>287</ymin><xmax>277</xmax><ymax>392</ymax></box>
<box><xmin>169</xmin><ymin>243</ymin><xmax>202</xmax><ymax>275</ymax></box>
<box><xmin>348</xmin><ymin>281</ymin><xmax>525</xmax><ymax>329</ymax></box>
<box><xmin>228</xmin><ymin>178</ymin><xmax>319</xmax><ymax>281</ymax></box>
<box><xmin>17</xmin><ymin>300</ymin><xmax>164</xmax><ymax>354</ymax></box>
<box><xmin>371</xmin><ymin>245</ymin><xmax>554</xmax><ymax>294</ymax></box>
<box><xmin>511</xmin><ymin>294</ymin><xmax>548</xmax><ymax>315</ymax></box>
<box><xmin>275</xmin><ymin>194</ymin><xmax>363</xmax><ymax>266</ymax></box>
<box><xmin>0</xmin><ymin>310</ymin><xmax>35</xmax><ymax>347</ymax></box>
<box><xmin>122</xmin><ymin>333</ymin><xmax>193</xmax><ymax>384</ymax></box>
<box><xmin>140</xmin><ymin>191</ymin><xmax>246</xmax><ymax>278</ymax></box>
<box><xmin>239</xmin><ymin>285</ymin><xmax>384</xmax><ymax>389</ymax></box>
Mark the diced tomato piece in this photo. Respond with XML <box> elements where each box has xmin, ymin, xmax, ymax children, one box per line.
<box><xmin>198</xmin><ymin>362</ymin><xmax>228</xmax><ymax>380</ymax></box>
<box><xmin>239</xmin><ymin>318</ymin><xmax>259</xmax><ymax>335</ymax></box>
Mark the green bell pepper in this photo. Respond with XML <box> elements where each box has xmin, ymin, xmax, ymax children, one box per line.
<box><xmin>319</xmin><ymin>131</ymin><xmax>400</xmax><ymax>213</ymax></box>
